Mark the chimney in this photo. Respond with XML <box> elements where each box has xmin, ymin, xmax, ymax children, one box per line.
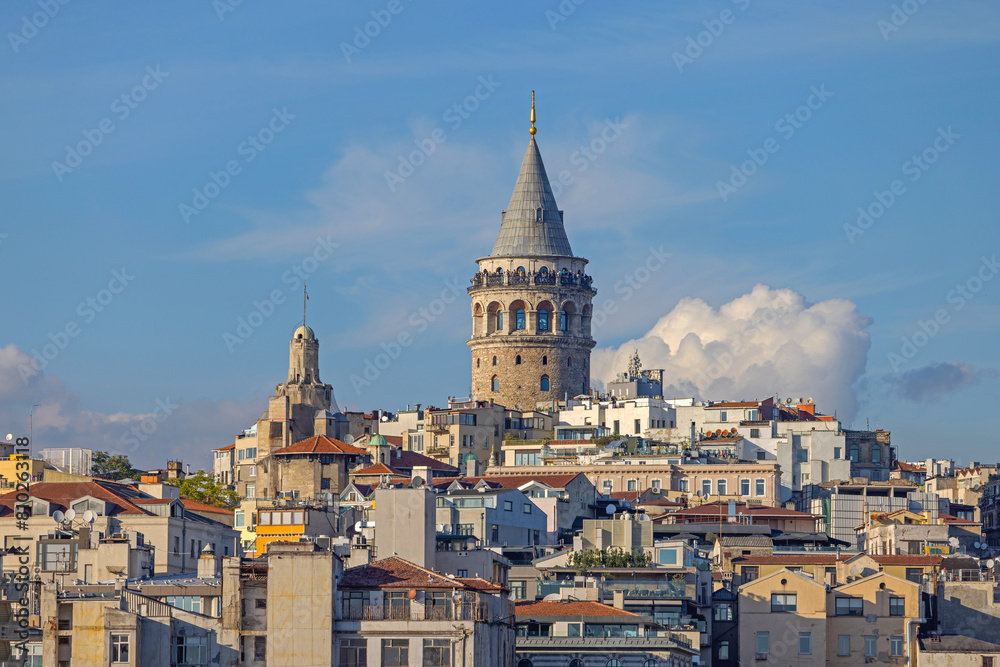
<box><xmin>612</xmin><ymin>590</ymin><xmax>625</xmax><ymax>610</ymax></box>
<box><xmin>197</xmin><ymin>543</ymin><xmax>218</xmax><ymax>579</ymax></box>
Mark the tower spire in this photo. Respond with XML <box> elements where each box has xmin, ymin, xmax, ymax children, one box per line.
<box><xmin>529</xmin><ymin>91</ymin><xmax>536</xmax><ymax>136</ymax></box>
<box><xmin>303</xmin><ymin>284</ymin><xmax>307</xmax><ymax>328</ymax></box>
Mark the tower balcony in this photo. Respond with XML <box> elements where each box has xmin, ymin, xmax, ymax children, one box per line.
<box><xmin>468</xmin><ymin>269</ymin><xmax>595</xmax><ymax>294</ymax></box>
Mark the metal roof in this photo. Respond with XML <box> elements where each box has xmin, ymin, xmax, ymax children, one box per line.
<box><xmin>491</xmin><ymin>137</ymin><xmax>573</xmax><ymax>258</ymax></box>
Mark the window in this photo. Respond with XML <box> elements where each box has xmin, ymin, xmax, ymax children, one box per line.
<box><xmin>713</xmin><ymin>603</ymin><xmax>733</xmax><ymax>621</ymax></box>
<box><xmin>755</xmin><ymin>478</ymin><xmax>765</xmax><ymax>496</ymax></box>
<box><xmin>872</xmin><ymin>444</ymin><xmax>882</xmax><ymax>464</ymax></box>
<box><xmin>510</xmin><ymin>580</ymin><xmax>526</xmax><ymax>599</ymax></box>
<box><xmin>717</xmin><ymin>479</ymin><xmax>727</xmax><ymax>496</ymax></box>
<box><xmin>603</xmin><ymin>480</ymin><xmax>613</xmax><ymax>493</ymax></box>
<box><xmin>248</xmin><ymin>465</ymin><xmax>256</xmax><ymax>477</ymax></box>
<box><xmin>720</xmin><ymin>411</ymin><xmax>728</xmax><ymax>422</ymax></box>
<box><xmin>890</xmin><ymin>596</ymin><xmax>905</xmax><ymax>616</ymax></box>
<box><xmin>342</xmin><ymin>590</ymin><xmax>370</xmax><ymax>619</ymax></box>
<box><xmin>491</xmin><ymin>376</ymin><xmax>499</xmax><ymax>392</ymax></box>
<box><xmin>383</xmin><ymin>639</ymin><xmax>409</xmax><ymax>667</ymax></box>
<box><xmin>740</xmin><ymin>478</ymin><xmax>750</xmax><ymax>496</ymax></box>
<box><xmin>848</xmin><ymin>444</ymin><xmax>860</xmax><ymax>462</ymax></box>
<box><xmin>190</xmin><ymin>539</ymin><xmax>196</xmax><ymax>559</ymax></box>
<box><xmin>504</xmin><ymin>500</ymin><xmax>512</xmax><ymax>511</ymax></box>
<box><xmin>175</xmin><ymin>635</ymin><xmax>209</xmax><ymax>666</ymax></box>
<box><xmin>651</xmin><ymin>479</ymin><xmax>661</xmax><ymax>492</ymax></box>
<box><xmin>246</xmin><ymin>483</ymin><xmax>254</xmax><ymax>498</ymax></box>
<box><xmin>680</xmin><ymin>479</ymin><xmax>689</xmax><ymax>492</ymax></box>
<box><xmin>542</xmin><ymin>355</ymin><xmax>547</xmax><ymax>365</ymax></box>
<box><xmin>799</xmin><ymin>632</ymin><xmax>811</xmax><ymax>655</ymax></box>
<box><xmin>496</xmin><ymin>312</ymin><xmax>503</xmax><ymax>331</ymax></box>
<box><xmin>627</xmin><ymin>479</ymin><xmax>637</xmax><ymax>492</ymax></box>
<box><xmin>515</xmin><ymin>355</ymin><xmax>522</xmax><ymax>365</ymax></box>
<box><xmin>756</xmin><ymin>631</ymin><xmax>769</xmax><ymax>655</ymax></box>
<box><xmin>836</xmin><ymin>597</ymin><xmax>864</xmax><ymax>616</ymax></box>
<box><xmin>984</xmin><ymin>658</ymin><xmax>995</xmax><ymax>667</ymax></box>
<box><xmin>701</xmin><ymin>479</ymin><xmax>712</xmax><ymax>497</ymax></box>
<box><xmin>741</xmin><ymin>566</ymin><xmax>759</xmax><ymax>584</ymax></box>
<box><xmin>718</xmin><ymin>641</ymin><xmax>730</xmax><ymax>661</ymax></box>
<box><xmin>111</xmin><ymin>634</ymin><xmax>129</xmax><ymax>663</ymax></box>
<box><xmin>864</xmin><ymin>635</ymin><xmax>877</xmax><ymax>657</ymax></box>
<box><xmin>826</xmin><ymin>567</ymin><xmax>838</xmax><ymax>586</ymax></box>
<box><xmin>424</xmin><ymin>639</ymin><xmax>451</xmax><ymax>666</ymax></box>
<box><xmin>523</xmin><ymin>503</ymin><xmax>532</xmax><ymax>513</ymax></box>
<box><xmin>165</xmin><ymin>596</ymin><xmax>203</xmax><ymax>614</ymax></box>
<box><xmin>567</xmin><ymin>624</ymin><xmax>581</xmax><ymax>638</ymax></box>
<box><xmin>540</xmin><ymin>375</ymin><xmax>549</xmax><ymax>391</ymax></box>
<box><xmin>491</xmin><ymin>524</ymin><xmax>499</xmax><ymax>542</ymax></box>
<box><xmin>795</xmin><ymin>448</ymin><xmax>807</xmax><ymax>463</ymax></box>
<box><xmin>538</xmin><ymin>310</ymin><xmax>550</xmax><ymax>331</ymax></box>
<box><xmin>516</xmin><ymin>309</ymin><xmax>526</xmax><ymax>330</ymax></box>
<box><xmin>834</xmin><ymin>447</ymin><xmax>841</xmax><ymax>459</ymax></box>
<box><xmin>771</xmin><ymin>593</ymin><xmax>797</xmax><ymax>612</ymax></box>
<box><xmin>235</xmin><ymin>511</ymin><xmax>245</xmax><ymax>528</ymax></box>
<box><xmin>906</xmin><ymin>568</ymin><xmax>922</xmax><ymax>584</ymax></box>
<box><xmin>634</xmin><ymin>419</ymin><xmax>641</xmax><ymax>434</ymax></box>
<box><xmin>607</xmin><ymin>661</ymin><xmax>622</xmax><ymax>667</ymax></box>
<box><xmin>891</xmin><ymin>636</ymin><xmax>903</xmax><ymax>657</ymax></box>
<box><xmin>517</xmin><ymin>661</ymin><xmax>533</xmax><ymax>667</ymax></box>
<box><xmin>255</xmin><ymin>598</ymin><xmax>267</xmax><ymax>609</ymax></box>
<box><xmin>838</xmin><ymin>635</ymin><xmax>851</xmax><ymax>656</ymax></box>
<box><xmin>340</xmin><ymin>638</ymin><xmax>367</xmax><ymax>667</ymax></box>
<box><xmin>659</xmin><ymin>549</ymin><xmax>677</xmax><ymax>565</ymax></box>
<box><xmin>560</xmin><ymin>311</ymin><xmax>568</xmax><ymax>331</ymax></box>
<box><xmin>492</xmin><ymin>355</ymin><xmax>498</xmax><ymax>366</ymax></box>
<box><xmin>613</xmin><ymin>420</ymin><xmax>619</xmax><ymax>433</ymax></box>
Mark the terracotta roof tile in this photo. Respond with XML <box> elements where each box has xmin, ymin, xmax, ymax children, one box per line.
<box><xmin>340</xmin><ymin>556</ymin><xmax>470</xmax><ymax>589</ymax></box>
<box><xmin>213</xmin><ymin>444</ymin><xmax>236</xmax><ymax>451</ymax></box>
<box><xmin>352</xmin><ymin>462</ymin><xmax>402</xmax><ymax>476</ymax></box>
<box><xmin>515</xmin><ymin>600</ymin><xmax>641</xmax><ymax>618</ymax></box>
<box><xmin>469</xmin><ymin>473</ymin><xmax>585</xmax><ymax>490</ymax></box>
<box><xmin>939</xmin><ymin>513</ymin><xmax>978</xmax><ymax>525</ymax></box>
<box><xmin>180</xmin><ymin>498</ymin><xmax>235</xmax><ymax>515</ymax></box>
<box><xmin>0</xmin><ymin>481</ymin><xmax>149</xmax><ymax>516</ymax></box>
<box><xmin>273</xmin><ymin>435</ymin><xmax>366</xmax><ymax>456</ymax></box>
<box><xmin>870</xmin><ymin>555</ymin><xmax>943</xmax><ymax>566</ymax></box>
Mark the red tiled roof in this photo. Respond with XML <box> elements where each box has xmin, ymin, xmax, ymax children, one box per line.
<box><xmin>893</xmin><ymin>461</ymin><xmax>925</xmax><ymax>473</ymax></box>
<box><xmin>340</xmin><ymin>557</ymin><xmax>471</xmax><ymax>589</ymax></box>
<box><xmin>455</xmin><ymin>577</ymin><xmax>507</xmax><ymax>592</ymax></box>
<box><xmin>939</xmin><ymin>513</ymin><xmax>978</xmax><ymax>525</ymax></box>
<box><xmin>0</xmin><ymin>481</ymin><xmax>149</xmax><ymax>515</ymax></box>
<box><xmin>180</xmin><ymin>498</ymin><xmax>235</xmax><ymax>515</ymax></box>
<box><xmin>733</xmin><ymin>554</ymin><xmax>843</xmax><ymax>565</ymax></box>
<box><xmin>273</xmin><ymin>435</ymin><xmax>366</xmax><ymax>456</ymax></box>
<box><xmin>383</xmin><ymin>435</ymin><xmax>403</xmax><ymax>447</ymax></box>
<box><xmin>352</xmin><ymin>462</ymin><xmax>401</xmax><ymax>476</ymax></box>
<box><xmin>469</xmin><ymin>473</ymin><xmax>586</xmax><ymax>490</ymax></box>
<box><xmin>610</xmin><ymin>491</ymin><xmax>642</xmax><ymax>502</ymax></box>
<box><xmin>515</xmin><ymin>600</ymin><xmax>641</xmax><ymax>618</ymax></box>
<box><xmin>213</xmin><ymin>444</ymin><xmax>236</xmax><ymax>451</ymax></box>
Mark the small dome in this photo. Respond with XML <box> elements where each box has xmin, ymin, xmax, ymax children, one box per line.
<box><xmin>369</xmin><ymin>434</ymin><xmax>388</xmax><ymax>447</ymax></box>
<box><xmin>293</xmin><ymin>325</ymin><xmax>316</xmax><ymax>340</ymax></box>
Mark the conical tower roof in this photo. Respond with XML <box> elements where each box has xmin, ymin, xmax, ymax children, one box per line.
<box><xmin>491</xmin><ymin>136</ymin><xmax>573</xmax><ymax>258</ymax></box>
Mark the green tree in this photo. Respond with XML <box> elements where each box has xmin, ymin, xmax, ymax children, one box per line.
<box><xmin>91</xmin><ymin>452</ymin><xmax>142</xmax><ymax>481</ymax></box>
<box><xmin>167</xmin><ymin>471</ymin><xmax>240</xmax><ymax>509</ymax></box>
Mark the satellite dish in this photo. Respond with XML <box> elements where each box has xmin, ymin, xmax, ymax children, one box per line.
<box><xmin>605</xmin><ymin>504</ymin><xmax>615</xmax><ymax>515</ymax></box>
<box><xmin>807</xmin><ymin>398</ymin><xmax>814</xmax><ymax>404</ymax></box>
<box><xmin>343</xmin><ymin>434</ymin><xmax>355</xmax><ymax>444</ymax></box>
<box><xmin>64</xmin><ymin>509</ymin><xmax>76</xmax><ymax>522</ymax></box>
<box><xmin>850</xmin><ymin>564</ymin><xmax>864</xmax><ymax>576</ymax></box>
<box><xmin>354</xmin><ymin>521</ymin><xmax>363</xmax><ymax>532</ymax></box>
<box><xmin>5</xmin><ymin>434</ymin><xmax>12</xmax><ymax>441</ymax></box>
<box><xmin>83</xmin><ymin>510</ymin><xmax>96</xmax><ymax>524</ymax></box>
<box><xmin>975</xmin><ymin>542</ymin><xmax>982</xmax><ymax>549</ymax></box>
<box><xmin>638</xmin><ymin>514</ymin><xmax>650</xmax><ymax>522</ymax></box>
<box><xmin>988</xmin><ymin>559</ymin><xmax>996</xmax><ymax>569</ymax></box>
<box><xmin>406</xmin><ymin>589</ymin><xmax>417</xmax><ymax>600</ymax></box>
<box><xmin>53</xmin><ymin>510</ymin><xmax>65</xmax><ymax>523</ymax></box>
<box><xmin>949</xmin><ymin>537</ymin><xmax>959</xmax><ymax>547</ymax></box>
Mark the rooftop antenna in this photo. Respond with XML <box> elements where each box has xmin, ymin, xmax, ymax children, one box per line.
<box><xmin>29</xmin><ymin>404</ymin><xmax>41</xmax><ymax>456</ymax></box>
<box><xmin>303</xmin><ymin>284</ymin><xmax>309</xmax><ymax>329</ymax></box>
<box><xmin>529</xmin><ymin>91</ymin><xmax>536</xmax><ymax>136</ymax></box>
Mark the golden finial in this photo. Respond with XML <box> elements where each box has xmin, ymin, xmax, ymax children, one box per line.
<box><xmin>529</xmin><ymin>91</ymin><xmax>536</xmax><ymax>135</ymax></box>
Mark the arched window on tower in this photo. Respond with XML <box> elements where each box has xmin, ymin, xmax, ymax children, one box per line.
<box><xmin>515</xmin><ymin>355</ymin><xmax>521</xmax><ymax>365</ymax></box>
<box><xmin>568</xmin><ymin>357</ymin><xmax>573</xmax><ymax>367</ymax></box>
<box><xmin>871</xmin><ymin>444</ymin><xmax>882</xmax><ymax>464</ymax></box>
<box><xmin>538</xmin><ymin>309</ymin><xmax>550</xmax><ymax>331</ymax></box>
<box><xmin>516</xmin><ymin>309</ymin><xmax>526</xmax><ymax>330</ymax></box>
<box><xmin>516</xmin><ymin>266</ymin><xmax>525</xmax><ymax>274</ymax></box>
<box><xmin>492</xmin><ymin>356</ymin><xmax>497</xmax><ymax>366</ymax></box>
<box><xmin>560</xmin><ymin>310</ymin><xmax>568</xmax><ymax>332</ymax></box>
<box><xmin>496</xmin><ymin>311</ymin><xmax>503</xmax><ymax>331</ymax></box>
<box><xmin>476</xmin><ymin>358</ymin><xmax>480</xmax><ymax>368</ymax></box>
<box><xmin>542</xmin><ymin>355</ymin><xmax>547</xmax><ymax>366</ymax></box>
<box><xmin>540</xmin><ymin>375</ymin><xmax>550</xmax><ymax>391</ymax></box>
<box><xmin>491</xmin><ymin>376</ymin><xmax>499</xmax><ymax>392</ymax></box>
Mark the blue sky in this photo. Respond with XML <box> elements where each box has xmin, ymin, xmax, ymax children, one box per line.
<box><xmin>1</xmin><ymin>1</ymin><xmax>998</xmax><ymax>469</ymax></box>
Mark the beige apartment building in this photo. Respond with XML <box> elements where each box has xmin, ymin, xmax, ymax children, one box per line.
<box><xmin>739</xmin><ymin>567</ymin><xmax>922</xmax><ymax>665</ymax></box>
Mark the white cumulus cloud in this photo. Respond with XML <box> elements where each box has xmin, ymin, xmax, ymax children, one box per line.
<box><xmin>591</xmin><ymin>284</ymin><xmax>873</xmax><ymax>420</ymax></box>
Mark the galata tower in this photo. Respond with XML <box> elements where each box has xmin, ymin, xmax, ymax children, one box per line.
<box><xmin>467</xmin><ymin>94</ymin><xmax>597</xmax><ymax>410</ymax></box>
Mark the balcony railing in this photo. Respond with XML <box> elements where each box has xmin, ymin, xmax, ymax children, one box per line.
<box><xmin>469</xmin><ymin>271</ymin><xmax>595</xmax><ymax>292</ymax></box>
<box><xmin>600</xmin><ymin>580</ymin><xmax>688</xmax><ymax>598</ymax></box>
<box><xmin>340</xmin><ymin>603</ymin><xmax>494</xmax><ymax>622</ymax></box>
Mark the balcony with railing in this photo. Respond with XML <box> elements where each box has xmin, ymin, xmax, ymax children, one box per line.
<box><xmin>340</xmin><ymin>602</ymin><xmax>500</xmax><ymax>623</ymax></box>
<box><xmin>469</xmin><ymin>270</ymin><xmax>595</xmax><ymax>293</ymax></box>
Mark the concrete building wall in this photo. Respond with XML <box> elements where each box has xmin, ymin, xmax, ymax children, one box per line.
<box><xmin>937</xmin><ymin>580</ymin><xmax>1000</xmax><ymax>644</ymax></box>
<box><xmin>374</xmin><ymin>487</ymin><xmax>435</xmax><ymax>568</ymax></box>
<box><xmin>267</xmin><ymin>547</ymin><xmax>338</xmax><ymax>666</ymax></box>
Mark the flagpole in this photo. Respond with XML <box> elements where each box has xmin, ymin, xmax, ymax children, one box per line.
<box><xmin>303</xmin><ymin>285</ymin><xmax>307</xmax><ymax>328</ymax></box>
